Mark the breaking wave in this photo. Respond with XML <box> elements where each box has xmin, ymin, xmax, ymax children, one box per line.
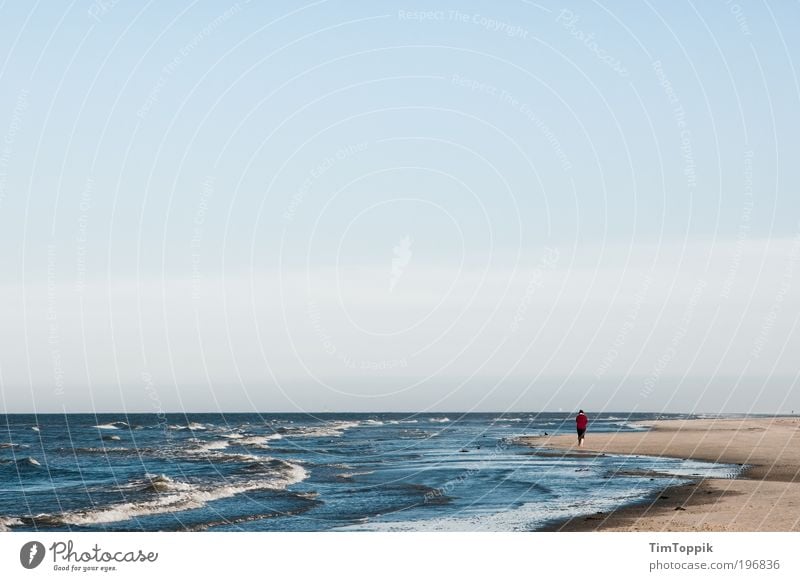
<box><xmin>93</xmin><ymin>421</ymin><xmax>129</xmax><ymax>430</ymax></box>
<box><xmin>279</xmin><ymin>421</ymin><xmax>360</xmax><ymax>438</ymax></box>
<box><xmin>0</xmin><ymin>516</ymin><xmax>23</xmax><ymax>531</ymax></box>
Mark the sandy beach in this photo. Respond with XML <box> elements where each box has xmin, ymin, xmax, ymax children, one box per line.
<box><xmin>519</xmin><ymin>417</ymin><xmax>800</xmax><ymax>531</ymax></box>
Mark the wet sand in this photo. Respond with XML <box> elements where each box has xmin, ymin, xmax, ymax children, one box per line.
<box><xmin>519</xmin><ymin>417</ymin><xmax>800</xmax><ymax>531</ymax></box>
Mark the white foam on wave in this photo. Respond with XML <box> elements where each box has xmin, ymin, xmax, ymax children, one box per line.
<box><xmin>93</xmin><ymin>421</ymin><xmax>128</xmax><ymax>430</ymax></box>
<box><xmin>111</xmin><ymin>473</ymin><xmax>194</xmax><ymax>493</ymax></box>
<box><xmin>141</xmin><ymin>474</ymin><xmax>197</xmax><ymax>493</ymax></box>
<box><xmin>72</xmin><ymin>447</ymin><xmax>132</xmax><ymax>454</ymax></box>
<box><xmin>613</xmin><ymin>421</ymin><xmax>648</xmax><ymax>430</ymax></box>
<box><xmin>36</xmin><ymin>460</ymin><xmax>308</xmax><ymax>527</ymax></box>
<box><xmin>366</xmin><ymin>419</ymin><xmax>413</xmax><ymax>425</ymax></box>
<box><xmin>193</xmin><ymin>440</ymin><xmax>230</xmax><ymax>452</ymax></box>
<box><xmin>31</xmin><ymin>426</ymin><xmax>40</xmax><ymax>432</ymax></box>
<box><xmin>168</xmin><ymin>422</ymin><xmax>208</xmax><ymax>431</ymax></box>
<box><xmin>0</xmin><ymin>516</ymin><xmax>23</xmax><ymax>531</ymax></box>
<box><xmin>236</xmin><ymin>434</ymin><xmax>281</xmax><ymax>448</ymax></box>
<box><xmin>184</xmin><ymin>446</ymin><xmax>266</xmax><ymax>463</ymax></box>
<box><xmin>335</xmin><ymin>470</ymin><xmax>375</xmax><ymax>479</ymax></box>
<box><xmin>430</xmin><ymin>417</ymin><xmax>450</xmax><ymax>423</ymax></box>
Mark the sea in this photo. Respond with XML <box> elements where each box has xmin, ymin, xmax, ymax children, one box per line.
<box><xmin>0</xmin><ymin>412</ymin><xmax>742</xmax><ymax>532</ymax></box>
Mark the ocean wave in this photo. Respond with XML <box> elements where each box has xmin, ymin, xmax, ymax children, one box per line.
<box><xmin>192</xmin><ymin>440</ymin><xmax>230</xmax><ymax>453</ymax></box>
<box><xmin>0</xmin><ymin>516</ymin><xmax>23</xmax><ymax>531</ymax></box>
<box><xmin>279</xmin><ymin>420</ymin><xmax>360</xmax><ymax>438</ymax></box>
<box><xmin>183</xmin><ymin>446</ymin><xmax>267</xmax><ymax>464</ymax></box>
<box><xmin>139</xmin><ymin>474</ymin><xmax>197</xmax><ymax>494</ymax></box>
<box><xmin>17</xmin><ymin>457</ymin><xmax>42</xmax><ymax>468</ymax></box>
<box><xmin>2</xmin><ymin>457</ymin><xmax>90</xmax><ymax>479</ymax></box>
<box><xmin>335</xmin><ymin>471</ymin><xmax>375</xmax><ymax>479</ymax></box>
<box><xmin>238</xmin><ymin>458</ymin><xmax>304</xmax><ymax>475</ymax></box>
<box><xmin>429</xmin><ymin>417</ymin><xmax>450</xmax><ymax>423</ymax></box>
<box><xmin>0</xmin><ymin>457</ymin><xmax>44</xmax><ymax>475</ymax></box>
<box><xmin>31</xmin><ymin>426</ymin><xmax>40</xmax><ymax>432</ymax></box>
<box><xmin>185</xmin><ymin>491</ymin><xmax>321</xmax><ymax>531</ymax></box>
<box><xmin>25</xmin><ymin>460</ymin><xmax>308</xmax><ymax>527</ymax></box>
<box><xmin>367</xmin><ymin>419</ymin><xmax>408</xmax><ymax>426</ymax></box>
<box><xmin>69</xmin><ymin>447</ymin><xmax>136</xmax><ymax>455</ymax></box>
<box><xmin>234</xmin><ymin>434</ymin><xmax>282</xmax><ymax>448</ymax></box>
<box><xmin>613</xmin><ymin>422</ymin><xmax>648</xmax><ymax>430</ymax></box>
<box><xmin>108</xmin><ymin>473</ymin><xmax>195</xmax><ymax>494</ymax></box>
<box><xmin>168</xmin><ymin>422</ymin><xmax>208</xmax><ymax>431</ymax></box>
<box><xmin>92</xmin><ymin>421</ymin><xmax>129</xmax><ymax>430</ymax></box>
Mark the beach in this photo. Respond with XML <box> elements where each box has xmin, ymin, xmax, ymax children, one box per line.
<box><xmin>520</xmin><ymin>417</ymin><xmax>800</xmax><ymax>531</ymax></box>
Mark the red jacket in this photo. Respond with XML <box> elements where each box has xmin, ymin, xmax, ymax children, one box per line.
<box><xmin>576</xmin><ymin>413</ymin><xmax>588</xmax><ymax>430</ymax></box>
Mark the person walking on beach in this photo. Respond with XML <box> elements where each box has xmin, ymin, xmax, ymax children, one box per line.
<box><xmin>576</xmin><ymin>410</ymin><xmax>588</xmax><ymax>447</ymax></box>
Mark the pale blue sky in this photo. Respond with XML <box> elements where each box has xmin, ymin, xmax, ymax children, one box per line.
<box><xmin>0</xmin><ymin>1</ymin><xmax>798</xmax><ymax>413</ymax></box>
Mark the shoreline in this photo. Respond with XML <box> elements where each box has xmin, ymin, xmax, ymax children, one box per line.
<box><xmin>519</xmin><ymin>417</ymin><xmax>800</xmax><ymax>531</ymax></box>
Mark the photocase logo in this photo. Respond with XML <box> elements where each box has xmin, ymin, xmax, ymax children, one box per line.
<box><xmin>20</xmin><ymin>541</ymin><xmax>46</xmax><ymax>569</ymax></box>
<box><xmin>389</xmin><ymin>235</ymin><xmax>413</xmax><ymax>292</ymax></box>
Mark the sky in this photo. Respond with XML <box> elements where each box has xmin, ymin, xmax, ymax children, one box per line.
<box><xmin>0</xmin><ymin>0</ymin><xmax>798</xmax><ymax>414</ymax></box>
